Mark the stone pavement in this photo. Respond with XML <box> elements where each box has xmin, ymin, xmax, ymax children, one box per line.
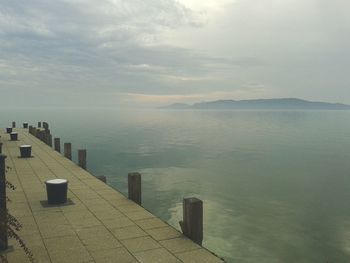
<box><xmin>0</xmin><ymin>128</ymin><xmax>224</xmax><ymax>263</ymax></box>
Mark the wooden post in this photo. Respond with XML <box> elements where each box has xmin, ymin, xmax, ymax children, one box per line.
<box><xmin>43</xmin><ymin>122</ymin><xmax>49</xmax><ymax>131</ymax></box>
<box><xmin>96</xmin><ymin>175</ymin><xmax>107</xmax><ymax>183</ymax></box>
<box><xmin>0</xmin><ymin>154</ymin><xmax>8</xmax><ymax>250</ymax></box>
<box><xmin>128</xmin><ymin>172</ymin><xmax>141</xmax><ymax>205</ymax></box>
<box><xmin>35</xmin><ymin>128</ymin><xmax>41</xmax><ymax>140</ymax></box>
<box><xmin>64</xmin><ymin>143</ymin><xmax>72</xmax><ymax>160</ymax></box>
<box><xmin>37</xmin><ymin>129</ymin><xmax>42</xmax><ymax>140</ymax></box>
<box><xmin>78</xmin><ymin>149</ymin><xmax>87</xmax><ymax>169</ymax></box>
<box><xmin>38</xmin><ymin>122</ymin><xmax>41</xmax><ymax>128</ymax></box>
<box><xmin>54</xmin><ymin>138</ymin><xmax>61</xmax><ymax>153</ymax></box>
<box><xmin>179</xmin><ymin>197</ymin><xmax>203</xmax><ymax>245</ymax></box>
<box><xmin>47</xmin><ymin>133</ymin><xmax>52</xmax><ymax>147</ymax></box>
<box><xmin>42</xmin><ymin>130</ymin><xmax>46</xmax><ymax>142</ymax></box>
<box><xmin>42</xmin><ymin>129</ymin><xmax>52</xmax><ymax>146</ymax></box>
<box><xmin>12</xmin><ymin>121</ymin><xmax>15</xmax><ymax>128</ymax></box>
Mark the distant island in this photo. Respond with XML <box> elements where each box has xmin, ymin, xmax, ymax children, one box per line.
<box><xmin>159</xmin><ymin>98</ymin><xmax>350</xmax><ymax>110</ymax></box>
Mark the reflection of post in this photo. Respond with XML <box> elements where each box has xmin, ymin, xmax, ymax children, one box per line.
<box><xmin>0</xmin><ymin>154</ymin><xmax>8</xmax><ymax>251</ymax></box>
<box><xmin>179</xmin><ymin>197</ymin><xmax>203</xmax><ymax>245</ymax></box>
<box><xmin>64</xmin><ymin>143</ymin><xmax>72</xmax><ymax>160</ymax></box>
<box><xmin>78</xmin><ymin>149</ymin><xmax>87</xmax><ymax>169</ymax></box>
<box><xmin>128</xmin><ymin>172</ymin><xmax>141</xmax><ymax>205</ymax></box>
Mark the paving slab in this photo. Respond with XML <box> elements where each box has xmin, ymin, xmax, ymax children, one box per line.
<box><xmin>134</xmin><ymin>248</ymin><xmax>181</xmax><ymax>263</ymax></box>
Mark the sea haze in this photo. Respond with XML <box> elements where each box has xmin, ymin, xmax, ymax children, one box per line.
<box><xmin>1</xmin><ymin>108</ymin><xmax>350</xmax><ymax>262</ymax></box>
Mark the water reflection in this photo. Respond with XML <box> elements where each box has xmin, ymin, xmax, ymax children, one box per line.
<box><xmin>1</xmin><ymin>109</ymin><xmax>350</xmax><ymax>262</ymax></box>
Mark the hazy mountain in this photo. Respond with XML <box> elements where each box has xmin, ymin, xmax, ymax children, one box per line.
<box><xmin>159</xmin><ymin>98</ymin><xmax>350</xmax><ymax>110</ymax></box>
<box><xmin>158</xmin><ymin>103</ymin><xmax>191</xmax><ymax>109</ymax></box>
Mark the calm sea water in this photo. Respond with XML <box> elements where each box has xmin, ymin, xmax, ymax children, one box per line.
<box><xmin>1</xmin><ymin>108</ymin><xmax>350</xmax><ymax>262</ymax></box>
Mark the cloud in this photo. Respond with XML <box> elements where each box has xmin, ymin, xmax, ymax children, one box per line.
<box><xmin>0</xmin><ymin>0</ymin><xmax>349</xmax><ymax>107</ymax></box>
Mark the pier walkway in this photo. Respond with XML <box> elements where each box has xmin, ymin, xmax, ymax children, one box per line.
<box><xmin>0</xmin><ymin>128</ymin><xmax>224</xmax><ymax>263</ymax></box>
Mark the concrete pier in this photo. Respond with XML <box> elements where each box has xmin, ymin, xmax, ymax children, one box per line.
<box><xmin>0</xmin><ymin>127</ymin><xmax>224</xmax><ymax>263</ymax></box>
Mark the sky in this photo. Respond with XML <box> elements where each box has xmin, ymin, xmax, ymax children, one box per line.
<box><xmin>1</xmin><ymin>0</ymin><xmax>350</xmax><ymax>108</ymax></box>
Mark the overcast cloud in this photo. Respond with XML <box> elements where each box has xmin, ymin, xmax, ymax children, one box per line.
<box><xmin>1</xmin><ymin>0</ymin><xmax>349</xmax><ymax>107</ymax></box>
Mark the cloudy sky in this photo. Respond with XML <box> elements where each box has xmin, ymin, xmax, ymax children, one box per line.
<box><xmin>1</xmin><ymin>0</ymin><xmax>349</xmax><ymax>108</ymax></box>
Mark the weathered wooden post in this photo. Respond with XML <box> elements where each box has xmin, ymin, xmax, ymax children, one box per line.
<box><xmin>54</xmin><ymin>138</ymin><xmax>61</xmax><ymax>153</ymax></box>
<box><xmin>47</xmin><ymin>133</ymin><xmax>52</xmax><ymax>147</ymax></box>
<box><xmin>41</xmin><ymin>130</ymin><xmax>46</xmax><ymax>142</ymax></box>
<box><xmin>35</xmin><ymin>128</ymin><xmax>40</xmax><ymax>139</ymax></box>
<box><xmin>64</xmin><ymin>143</ymin><xmax>72</xmax><ymax>160</ymax></box>
<box><xmin>128</xmin><ymin>172</ymin><xmax>141</xmax><ymax>205</ymax></box>
<box><xmin>43</xmin><ymin>122</ymin><xmax>49</xmax><ymax>131</ymax></box>
<box><xmin>179</xmin><ymin>197</ymin><xmax>203</xmax><ymax>245</ymax></box>
<box><xmin>43</xmin><ymin>130</ymin><xmax>52</xmax><ymax>147</ymax></box>
<box><xmin>38</xmin><ymin>122</ymin><xmax>41</xmax><ymax>128</ymax></box>
<box><xmin>96</xmin><ymin>175</ymin><xmax>107</xmax><ymax>183</ymax></box>
<box><xmin>12</xmin><ymin>121</ymin><xmax>16</xmax><ymax>128</ymax></box>
<box><xmin>78</xmin><ymin>149</ymin><xmax>87</xmax><ymax>169</ymax></box>
<box><xmin>39</xmin><ymin>130</ymin><xmax>44</xmax><ymax>139</ymax></box>
<box><xmin>42</xmin><ymin>130</ymin><xmax>46</xmax><ymax>143</ymax></box>
<box><xmin>0</xmin><ymin>154</ymin><xmax>8</xmax><ymax>250</ymax></box>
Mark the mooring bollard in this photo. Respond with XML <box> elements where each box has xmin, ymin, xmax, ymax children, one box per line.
<box><xmin>96</xmin><ymin>175</ymin><xmax>107</xmax><ymax>183</ymax></box>
<box><xmin>78</xmin><ymin>149</ymin><xmax>87</xmax><ymax>169</ymax></box>
<box><xmin>10</xmin><ymin>132</ymin><xmax>18</xmax><ymax>141</ymax></box>
<box><xmin>0</xmin><ymin>154</ymin><xmax>8</xmax><ymax>250</ymax></box>
<box><xmin>54</xmin><ymin>138</ymin><xmax>61</xmax><ymax>153</ymax></box>
<box><xmin>128</xmin><ymin>172</ymin><xmax>141</xmax><ymax>205</ymax></box>
<box><xmin>38</xmin><ymin>122</ymin><xmax>41</xmax><ymax>128</ymax></box>
<box><xmin>12</xmin><ymin>121</ymin><xmax>16</xmax><ymax>128</ymax></box>
<box><xmin>6</xmin><ymin>127</ymin><xmax>12</xmax><ymax>134</ymax></box>
<box><xmin>179</xmin><ymin>197</ymin><xmax>203</xmax><ymax>246</ymax></box>
<box><xmin>64</xmin><ymin>143</ymin><xmax>72</xmax><ymax>160</ymax></box>
<box><xmin>23</xmin><ymin>122</ymin><xmax>28</xmax><ymax>129</ymax></box>
<box><xmin>45</xmin><ymin>179</ymin><xmax>68</xmax><ymax>205</ymax></box>
<box><xmin>19</xmin><ymin>145</ymin><xmax>32</xmax><ymax>158</ymax></box>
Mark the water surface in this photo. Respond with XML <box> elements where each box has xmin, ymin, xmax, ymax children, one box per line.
<box><xmin>1</xmin><ymin>109</ymin><xmax>350</xmax><ymax>262</ymax></box>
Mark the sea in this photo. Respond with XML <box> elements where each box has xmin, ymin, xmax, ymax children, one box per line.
<box><xmin>1</xmin><ymin>108</ymin><xmax>350</xmax><ymax>262</ymax></box>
